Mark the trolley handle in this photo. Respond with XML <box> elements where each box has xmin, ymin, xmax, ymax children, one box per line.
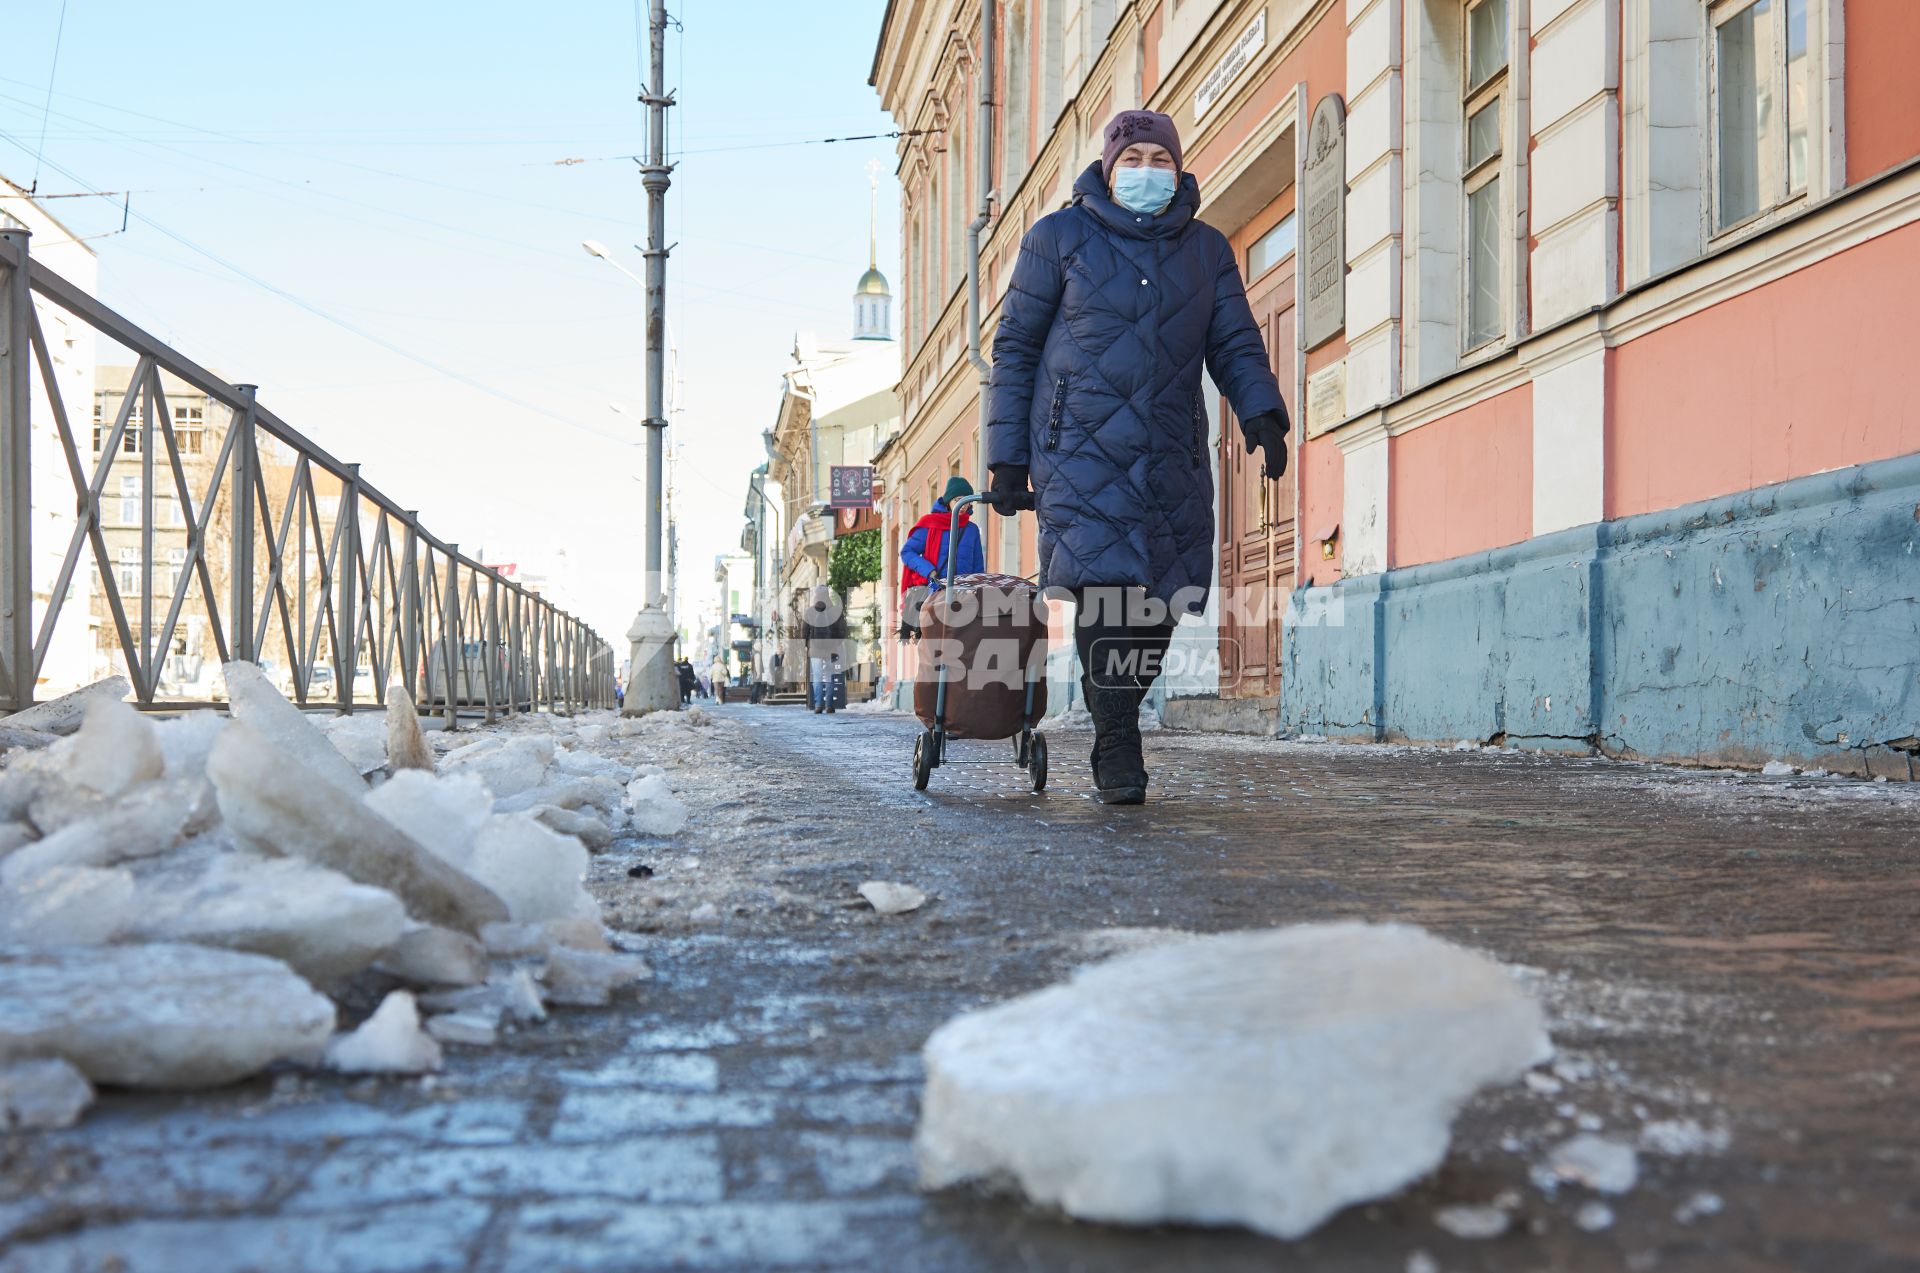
<box><xmin>945</xmin><ymin>493</ymin><xmax>989</xmax><ymax>590</ymax></box>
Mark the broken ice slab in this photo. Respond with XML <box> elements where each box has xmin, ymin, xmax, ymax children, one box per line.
<box><xmin>208</xmin><ymin>723</ymin><xmax>509</xmax><ymax>935</ymax></box>
<box><xmin>467</xmin><ymin>813</ymin><xmax>597</xmax><ymax>926</ymax></box>
<box><xmin>364</xmin><ymin>769</ymin><xmax>493</xmax><ymax>874</ymax></box>
<box><xmin>0</xmin><ymin>865</ymin><xmax>135</xmax><ymax>945</ymax></box>
<box><xmin>322</xmin><ymin>712</ymin><xmax>390</xmax><ymax>776</ymax></box>
<box><xmin>440</xmin><ymin>735</ymin><xmax>555</xmax><ymax>799</ymax></box>
<box><xmin>222</xmin><ymin>661</ymin><xmax>368</xmax><ymax>799</ymax></box>
<box><xmin>550</xmin><ymin>747</ymin><xmax>629</xmax><ymax>781</ymax></box>
<box><xmin>425</xmin><ymin>1007</ymin><xmax>499</xmax><ymax>1047</ymax></box>
<box><xmin>420</xmin><ymin>968</ymin><xmax>547</xmax><ymax>1023</ymax></box>
<box><xmin>0</xmin><ymin>780</ymin><xmax>198</xmax><ymax>888</ymax></box>
<box><xmin>0</xmin><ymin>1056</ymin><xmax>94</xmax><ymax>1129</ymax></box>
<box><xmin>325</xmin><ymin>990</ymin><xmax>442</xmax><ymax>1074</ymax></box>
<box><xmin>0</xmin><ymin>676</ymin><xmax>132</xmax><ymax>736</ymax></box>
<box><xmin>496</xmin><ymin>775</ymin><xmax>625</xmax><ymax>819</ymax></box>
<box><xmin>915</xmin><ymin>922</ymin><xmax>1551</xmax><ymax>1240</ymax></box>
<box><xmin>541</xmin><ymin>947</ymin><xmax>652</xmax><ymax>1007</ymax></box>
<box><xmin>376</xmin><ymin>925</ymin><xmax>489</xmax><ymax>988</ymax></box>
<box><xmin>125</xmin><ymin>843</ymin><xmax>408</xmax><ymax>984</ymax></box>
<box><xmin>61</xmin><ymin>697</ymin><xmax>164</xmax><ymax>797</ymax></box>
<box><xmin>0</xmin><ymin>942</ymin><xmax>335</xmax><ymax>1087</ymax></box>
<box><xmin>385</xmin><ymin>684</ymin><xmax>433</xmax><ymax>773</ymax></box>
<box><xmin>858</xmin><ymin>882</ymin><xmax>927</xmax><ymax>915</ymax></box>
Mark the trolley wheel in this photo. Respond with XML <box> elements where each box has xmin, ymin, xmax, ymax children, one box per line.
<box><xmin>1015</xmin><ymin>730</ymin><xmax>1031</xmax><ymax>768</ymax></box>
<box><xmin>1030</xmin><ymin>733</ymin><xmax>1048</xmax><ymax>793</ymax></box>
<box><xmin>912</xmin><ymin>729</ymin><xmax>934</xmax><ymax>791</ymax></box>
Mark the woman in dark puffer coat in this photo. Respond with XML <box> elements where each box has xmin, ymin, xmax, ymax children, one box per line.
<box><xmin>983</xmin><ymin>110</ymin><xmax>1290</xmax><ymax>804</ymax></box>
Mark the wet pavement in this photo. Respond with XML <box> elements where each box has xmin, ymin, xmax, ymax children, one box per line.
<box><xmin>4</xmin><ymin>702</ymin><xmax>1920</xmax><ymax>1272</ymax></box>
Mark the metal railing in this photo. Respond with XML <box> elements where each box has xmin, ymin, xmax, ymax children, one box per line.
<box><xmin>0</xmin><ymin>226</ymin><xmax>617</xmax><ymax>721</ymax></box>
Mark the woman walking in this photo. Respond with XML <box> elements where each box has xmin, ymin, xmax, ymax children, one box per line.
<box><xmin>984</xmin><ymin>110</ymin><xmax>1290</xmax><ymax>805</ymax></box>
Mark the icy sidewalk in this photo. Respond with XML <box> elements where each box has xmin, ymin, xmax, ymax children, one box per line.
<box><xmin>0</xmin><ymin>670</ymin><xmax>721</xmax><ymax>1125</ymax></box>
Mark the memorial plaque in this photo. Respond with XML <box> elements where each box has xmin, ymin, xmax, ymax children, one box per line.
<box><xmin>1301</xmin><ymin>94</ymin><xmax>1347</xmax><ymax>351</ymax></box>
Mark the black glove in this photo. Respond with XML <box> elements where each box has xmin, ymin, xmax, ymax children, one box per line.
<box><xmin>1243</xmin><ymin>410</ymin><xmax>1290</xmax><ymax>480</ymax></box>
<box><xmin>985</xmin><ymin>463</ymin><xmax>1035</xmax><ymax>515</ymax></box>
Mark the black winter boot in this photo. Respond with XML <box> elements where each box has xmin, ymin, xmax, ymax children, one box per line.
<box><xmin>1084</xmin><ymin>679</ymin><xmax>1148</xmax><ymax>804</ymax></box>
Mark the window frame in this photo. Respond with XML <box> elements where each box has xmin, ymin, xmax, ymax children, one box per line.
<box><xmin>1707</xmin><ymin>0</ymin><xmax>1811</xmax><ymax>239</ymax></box>
<box><xmin>1460</xmin><ymin>0</ymin><xmax>1509</xmax><ymax>355</ymax></box>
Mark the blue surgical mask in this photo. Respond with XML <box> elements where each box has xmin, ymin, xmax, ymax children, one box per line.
<box><xmin>1112</xmin><ymin>166</ymin><xmax>1177</xmax><ymax>215</ymax></box>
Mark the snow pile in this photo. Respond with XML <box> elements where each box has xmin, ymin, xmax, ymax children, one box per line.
<box><xmin>859</xmin><ymin>881</ymin><xmax>927</xmax><ymax>915</ymax></box>
<box><xmin>0</xmin><ymin>667</ymin><xmax>678</xmax><ymax>1118</ymax></box>
<box><xmin>915</xmin><ymin>922</ymin><xmax>1550</xmax><ymax>1239</ymax></box>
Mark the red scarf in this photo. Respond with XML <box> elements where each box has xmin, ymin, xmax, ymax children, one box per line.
<box><xmin>900</xmin><ymin>507</ymin><xmax>971</xmax><ymax>591</ymax></box>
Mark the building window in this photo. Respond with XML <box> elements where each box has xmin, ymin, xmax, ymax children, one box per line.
<box><xmin>1247</xmin><ymin>213</ymin><xmax>1297</xmax><ymax>281</ymax></box>
<box><xmin>173</xmin><ymin>402</ymin><xmax>205</xmax><ymax>455</ymax></box>
<box><xmin>119</xmin><ymin>475</ymin><xmax>140</xmax><ymax>525</ymax></box>
<box><xmin>166</xmin><ymin>547</ymin><xmax>186</xmax><ymax>594</ymax></box>
<box><xmin>117</xmin><ymin>547</ymin><xmax>139</xmax><ymax>596</ymax></box>
<box><xmin>1462</xmin><ymin>0</ymin><xmax>1507</xmax><ymax>351</ymax></box>
<box><xmin>1711</xmin><ymin>0</ymin><xmax>1809</xmax><ymax>233</ymax></box>
<box><xmin>1003</xmin><ymin>1</ymin><xmax>1030</xmax><ymax>191</ymax></box>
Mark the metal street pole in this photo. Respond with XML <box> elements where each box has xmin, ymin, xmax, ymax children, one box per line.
<box><xmin>623</xmin><ymin>0</ymin><xmax>680</xmax><ymax>715</ymax></box>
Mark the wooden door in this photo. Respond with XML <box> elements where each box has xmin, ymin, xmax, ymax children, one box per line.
<box><xmin>1218</xmin><ymin>255</ymin><xmax>1297</xmax><ymax>700</ymax></box>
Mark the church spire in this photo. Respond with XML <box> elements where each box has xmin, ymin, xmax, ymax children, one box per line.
<box><xmin>853</xmin><ymin>159</ymin><xmax>892</xmax><ymax>341</ymax></box>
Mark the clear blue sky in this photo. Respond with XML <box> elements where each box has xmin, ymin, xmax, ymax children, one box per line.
<box><xmin>0</xmin><ymin>0</ymin><xmax>899</xmax><ymax>645</ymax></box>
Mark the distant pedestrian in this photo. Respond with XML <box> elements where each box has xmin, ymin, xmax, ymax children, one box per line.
<box><xmin>710</xmin><ymin>656</ymin><xmax>728</xmax><ymax>698</ymax></box>
<box><xmin>983</xmin><ymin>110</ymin><xmax>1289</xmax><ymax>805</ymax></box>
<box><xmin>675</xmin><ymin>658</ymin><xmax>697</xmax><ymax>706</ymax></box>
<box><xmin>898</xmin><ymin>475</ymin><xmax>986</xmax><ymax>640</ymax></box>
<box><xmin>800</xmin><ymin>585</ymin><xmax>850</xmax><ymax>714</ymax></box>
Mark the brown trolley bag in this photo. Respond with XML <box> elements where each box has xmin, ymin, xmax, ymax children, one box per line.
<box><xmin>914</xmin><ymin>573</ymin><xmax>1049</xmax><ymax>739</ymax></box>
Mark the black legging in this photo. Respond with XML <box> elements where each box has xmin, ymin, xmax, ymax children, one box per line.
<box><xmin>1071</xmin><ymin>586</ymin><xmax>1177</xmax><ymax>696</ymax></box>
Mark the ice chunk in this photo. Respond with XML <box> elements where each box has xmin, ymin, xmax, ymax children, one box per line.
<box><xmin>1674</xmin><ymin>1191</ymin><xmax>1724</xmax><ymax>1224</ymax></box>
<box><xmin>0</xmin><ymin>943</ymin><xmax>335</xmax><ymax>1087</ymax></box>
<box><xmin>0</xmin><ymin>781</ymin><xmax>196</xmax><ymax>887</ymax></box>
<box><xmin>223</xmin><ymin>661</ymin><xmax>367</xmax><ymax>798</ymax></box>
<box><xmin>208</xmin><ymin>723</ymin><xmax>509</xmax><ymax>934</ymax></box>
<box><xmin>479</xmin><ymin>921</ymin><xmax>550</xmax><ymax>958</ymax></box>
<box><xmin>624</xmin><ymin>773</ymin><xmax>688</xmax><ymax>836</ymax></box>
<box><xmin>859</xmin><ymin>881</ymin><xmax>927</xmax><ymax>915</ymax></box>
<box><xmin>915</xmin><ymin>922</ymin><xmax>1551</xmax><ymax>1239</ymax></box>
<box><xmin>420</xmin><ymin>968</ymin><xmax>546</xmax><ymax>1023</ymax></box>
<box><xmin>322</xmin><ymin>712</ymin><xmax>390</xmax><ymax>776</ymax></box>
<box><xmin>441</xmin><ymin>735</ymin><xmax>554</xmax><ymax>798</ymax></box>
<box><xmin>468</xmin><ymin>813</ymin><xmax>596</xmax><ymax>925</ymax></box>
<box><xmin>154</xmin><ymin>710</ymin><xmax>227</xmax><ymax>782</ymax></box>
<box><xmin>364</xmin><ymin>769</ymin><xmax>492</xmax><ymax>872</ymax></box>
<box><xmin>385</xmin><ymin>684</ymin><xmax>433</xmax><ymax>772</ymax></box>
<box><xmin>499</xmin><ymin>775</ymin><xmax>626</xmax><ymax>818</ymax></box>
<box><xmin>1575</xmin><ymin>1201</ymin><xmax>1615</xmax><ymax>1231</ymax></box>
<box><xmin>126</xmin><ymin>845</ymin><xmax>408</xmax><ymax>984</ymax></box>
<box><xmin>1433</xmin><ymin>1205</ymin><xmax>1509</xmax><ymax>1239</ymax></box>
<box><xmin>1638</xmin><ymin>1117</ymin><xmax>1730</xmax><ymax>1157</ymax></box>
<box><xmin>324</xmin><ymin>990</ymin><xmax>442</xmax><ymax>1074</ymax></box>
<box><xmin>376</xmin><ymin>925</ymin><xmax>489</xmax><ymax>987</ymax></box>
<box><xmin>541</xmin><ymin>947</ymin><xmax>652</xmax><ymax>1007</ymax></box>
<box><xmin>1760</xmin><ymin>760</ymin><xmax>1797</xmax><ymax>776</ymax></box>
<box><xmin>0</xmin><ymin>1057</ymin><xmax>94</xmax><ymax>1129</ymax></box>
<box><xmin>64</xmin><ymin>697</ymin><xmax>163</xmax><ymax>796</ymax></box>
<box><xmin>0</xmin><ymin>676</ymin><xmax>132</xmax><ymax>736</ymax></box>
<box><xmin>551</xmin><ymin>747</ymin><xmax>629</xmax><ymax>781</ymax></box>
<box><xmin>426</xmin><ymin>1008</ymin><xmax>499</xmax><ymax>1047</ymax></box>
<box><xmin>0</xmin><ymin>725</ymin><xmax>55</xmax><ymax>754</ymax></box>
<box><xmin>0</xmin><ymin>865</ymin><xmax>135</xmax><ymax>945</ymax></box>
<box><xmin>1536</xmin><ymin>1134</ymin><xmax>1638</xmax><ymax>1195</ymax></box>
<box><xmin>533</xmin><ymin>805</ymin><xmax>614</xmax><ymax>850</ymax></box>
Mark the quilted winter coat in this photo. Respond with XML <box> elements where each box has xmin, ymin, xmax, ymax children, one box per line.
<box><xmin>987</xmin><ymin>161</ymin><xmax>1286</xmax><ymax>612</ymax></box>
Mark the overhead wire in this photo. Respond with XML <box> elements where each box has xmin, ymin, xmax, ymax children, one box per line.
<box><xmin>28</xmin><ymin>0</ymin><xmax>69</xmax><ymax>194</ymax></box>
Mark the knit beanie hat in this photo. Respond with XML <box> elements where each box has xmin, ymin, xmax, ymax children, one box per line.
<box><xmin>1101</xmin><ymin>110</ymin><xmax>1183</xmax><ymax>180</ymax></box>
<box><xmin>942</xmin><ymin>475</ymin><xmax>974</xmax><ymax>503</ymax></box>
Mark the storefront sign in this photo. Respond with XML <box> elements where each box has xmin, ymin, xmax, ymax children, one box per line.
<box><xmin>1194</xmin><ymin>13</ymin><xmax>1267</xmax><ymax>121</ymax></box>
<box><xmin>829</xmin><ymin>465</ymin><xmax>874</xmax><ymax>509</ymax></box>
<box><xmin>1302</xmin><ymin>94</ymin><xmax>1348</xmax><ymax>350</ymax></box>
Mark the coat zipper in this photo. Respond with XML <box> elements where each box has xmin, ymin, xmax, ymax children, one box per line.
<box><xmin>1190</xmin><ymin>393</ymin><xmax>1206</xmax><ymax>468</ymax></box>
<box><xmin>1045</xmin><ymin>375</ymin><xmax>1068</xmax><ymax>451</ymax></box>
